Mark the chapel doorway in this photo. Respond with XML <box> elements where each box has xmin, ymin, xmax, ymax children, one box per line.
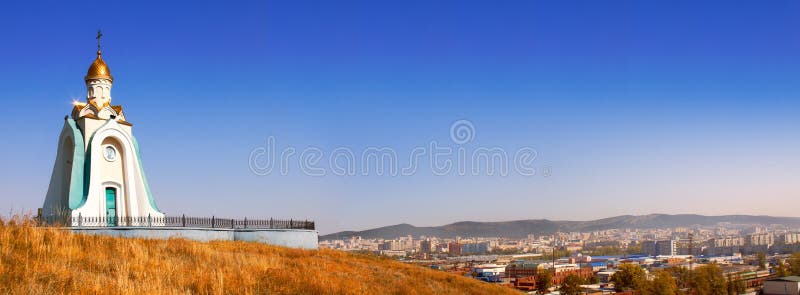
<box><xmin>105</xmin><ymin>187</ymin><xmax>117</xmax><ymax>226</ymax></box>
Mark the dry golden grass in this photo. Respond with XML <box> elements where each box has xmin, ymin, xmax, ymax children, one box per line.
<box><xmin>0</xmin><ymin>217</ymin><xmax>519</xmax><ymax>294</ymax></box>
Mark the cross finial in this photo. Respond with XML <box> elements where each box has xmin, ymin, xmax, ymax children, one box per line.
<box><xmin>96</xmin><ymin>30</ymin><xmax>103</xmax><ymax>52</ymax></box>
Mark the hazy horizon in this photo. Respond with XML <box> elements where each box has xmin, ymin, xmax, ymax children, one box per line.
<box><xmin>322</xmin><ymin>213</ymin><xmax>800</xmax><ymax>236</ymax></box>
<box><xmin>1</xmin><ymin>1</ymin><xmax>799</xmax><ymax>235</ymax></box>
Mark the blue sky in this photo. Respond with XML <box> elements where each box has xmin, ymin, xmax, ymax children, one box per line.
<box><xmin>0</xmin><ymin>1</ymin><xmax>799</xmax><ymax>234</ymax></box>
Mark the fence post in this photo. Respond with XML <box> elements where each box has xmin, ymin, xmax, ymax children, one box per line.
<box><xmin>212</xmin><ymin>216</ymin><xmax>215</xmax><ymax>228</ymax></box>
<box><xmin>148</xmin><ymin>214</ymin><xmax>152</xmax><ymax>227</ymax></box>
<box><xmin>244</xmin><ymin>217</ymin><xmax>247</xmax><ymax>229</ymax></box>
<box><xmin>270</xmin><ymin>218</ymin><xmax>273</xmax><ymax>229</ymax></box>
<box><xmin>182</xmin><ymin>214</ymin><xmax>185</xmax><ymax>227</ymax></box>
<box><xmin>78</xmin><ymin>213</ymin><xmax>82</xmax><ymax>227</ymax></box>
<box><xmin>290</xmin><ymin>219</ymin><xmax>293</xmax><ymax>229</ymax></box>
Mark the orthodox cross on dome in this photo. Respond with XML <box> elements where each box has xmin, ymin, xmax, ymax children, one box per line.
<box><xmin>96</xmin><ymin>30</ymin><xmax>103</xmax><ymax>52</ymax></box>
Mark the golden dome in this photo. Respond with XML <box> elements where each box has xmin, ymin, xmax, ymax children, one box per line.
<box><xmin>85</xmin><ymin>50</ymin><xmax>113</xmax><ymax>82</ymax></box>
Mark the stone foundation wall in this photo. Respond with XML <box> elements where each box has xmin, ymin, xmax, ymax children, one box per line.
<box><xmin>70</xmin><ymin>227</ymin><xmax>319</xmax><ymax>249</ymax></box>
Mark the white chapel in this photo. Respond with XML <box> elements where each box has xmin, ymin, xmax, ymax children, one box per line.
<box><xmin>42</xmin><ymin>33</ymin><xmax>164</xmax><ymax>222</ymax></box>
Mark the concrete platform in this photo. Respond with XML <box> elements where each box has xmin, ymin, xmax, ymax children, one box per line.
<box><xmin>70</xmin><ymin>226</ymin><xmax>319</xmax><ymax>250</ymax></box>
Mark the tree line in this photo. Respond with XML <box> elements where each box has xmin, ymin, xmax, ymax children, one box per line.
<box><xmin>609</xmin><ymin>253</ymin><xmax>800</xmax><ymax>295</ymax></box>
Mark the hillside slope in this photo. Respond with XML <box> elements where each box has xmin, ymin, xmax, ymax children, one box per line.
<box><xmin>322</xmin><ymin>214</ymin><xmax>800</xmax><ymax>240</ymax></box>
<box><xmin>0</xmin><ymin>218</ymin><xmax>517</xmax><ymax>295</ymax></box>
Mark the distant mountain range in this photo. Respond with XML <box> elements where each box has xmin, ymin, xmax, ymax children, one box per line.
<box><xmin>320</xmin><ymin>214</ymin><xmax>800</xmax><ymax>240</ymax></box>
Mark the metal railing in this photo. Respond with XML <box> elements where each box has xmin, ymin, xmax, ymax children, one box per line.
<box><xmin>37</xmin><ymin>214</ymin><xmax>315</xmax><ymax>230</ymax></box>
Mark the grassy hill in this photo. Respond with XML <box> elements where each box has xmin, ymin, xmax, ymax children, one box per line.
<box><xmin>0</xmin><ymin>218</ymin><xmax>517</xmax><ymax>294</ymax></box>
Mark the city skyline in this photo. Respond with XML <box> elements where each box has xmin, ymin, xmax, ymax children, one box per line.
<box><xmin>1</xmin><ymin>1</ymin><xmax>799</xmax><ymax>234</ymax></box>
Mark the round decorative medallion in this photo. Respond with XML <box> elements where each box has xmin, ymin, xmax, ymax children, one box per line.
<box><xmin>104</xmin><ymin>146</ymin><xmax>117</xmax><ymax>161</ymax></box>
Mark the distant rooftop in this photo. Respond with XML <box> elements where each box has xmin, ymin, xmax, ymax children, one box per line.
<box><xmin>768</xmin><ymin>276</ymin><xmax>800</xmax><ymax>282</ymax></box>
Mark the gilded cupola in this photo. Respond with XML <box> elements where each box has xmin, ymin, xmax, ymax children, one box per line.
<box><xmin>85</xmin><ymin>50</ymin><xmax>113</xmax><ymax>82</ymax></box>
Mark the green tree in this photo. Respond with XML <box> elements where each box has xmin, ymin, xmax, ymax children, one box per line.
<box><xmin>729</xmin><ymin>273</ymin><xmax>746</xmax><ymax>295</ymax></box>
<box><xmin>587</xmin><ymin>275</ymin><xmax>600</xmax><ymax>285</ymax></box>
<box><xmin>560</xmin><ymin>274</ymin><xmax>586</xmax><ymax>295</ymax></box>
<box><xmin>535</xmin><ymin>268</ymin><xmax>553</xmax><ymax>293</ymax></box>
<box><xmin>776</xmin><ymin>259</ymin><xmax>789</xmax><ymax>277</ymax></box>
<box><xmin>488</xmin><ymin>248</ymin><xmax>520</xmax><ymax>255</ymax></box>
<box><xmin>725</xmin><ymin>273</ymin><xmax>740</xmax><ymax>295</ymax></box>
<box><xmin>588</xmin><ymin>246</ymin><xmax>625</xmax><ymax>256</ymax></box>
<box><xmin>692</xmin><ymin>264</ymin><xmax>727</xmax><ymax>295</ymax></box>
<box><xmin>610</xmin><ymin>263</ymin><xmax>646</xmax><ymax>291</ymax></box>
<box><xmin>627</xmin><ymin>243</ymin><xmax>643</xmax><ymax>255</ymax></box>
<box><xmin>669</xmin><ymin>266</ymin><xmax>692</xmax><ymax>289</ymax></box>
<box><xmin>642</xmin><ymin>270</ymin><xmax>680</xmax><ymax>295</ymax></box>
<box><xmin>542</xmin><ymin>248</ymin><xmax>571</xmax><ymax>261</ymax></box>
<box><xmin>757</xmin><ymin>252</ymin><xmax>767</xmax><ymax>270</ymax></box>
<box><xmin>788</xmin><ymin>252</ymin><xmax>800</xmax><ymax>276</ymax></box>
